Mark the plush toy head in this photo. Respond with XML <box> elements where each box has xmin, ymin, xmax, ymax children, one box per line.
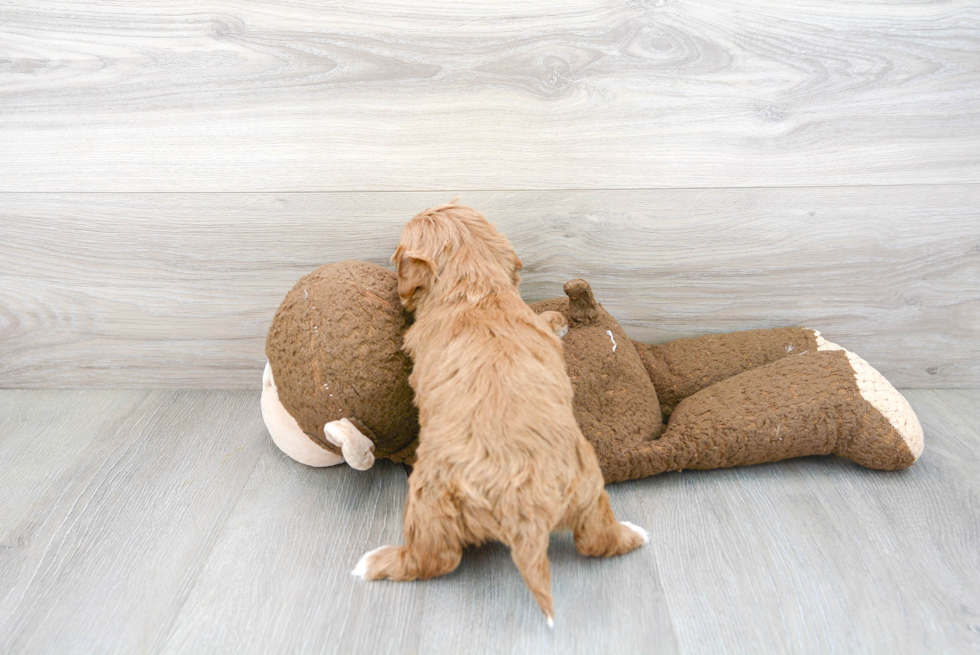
<box><xmin>265</xmin><ymin>260</ymin><xmax>419</xmax><ymax>463</ymax></box>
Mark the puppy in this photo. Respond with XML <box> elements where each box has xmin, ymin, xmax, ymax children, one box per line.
<box><xmin>353</xmin><ymin>202</ymin><xmax>647</xmax><ymax>626</ymax></box>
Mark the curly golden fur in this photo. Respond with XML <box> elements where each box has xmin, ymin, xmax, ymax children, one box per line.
<box><xmin>354</xmin><ymin>201</ymin><xmax>647</xmax><ymax>625</ymax></box>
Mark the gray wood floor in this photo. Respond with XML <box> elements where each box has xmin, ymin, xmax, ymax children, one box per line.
<box><xmin>1</xmin><ymin>388</ymin><xmax>977</xmax><ymax>654</ymax></box>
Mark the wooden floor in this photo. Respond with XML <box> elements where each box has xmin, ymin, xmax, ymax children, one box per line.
<box><xmin>0</xmin><ymin>388</ymin><xmax>977</xmax><ymax>654</ymax></box>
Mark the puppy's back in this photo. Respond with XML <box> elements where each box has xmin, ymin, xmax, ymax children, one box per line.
<box><xmin>408</xmin><ymin>297</ymin><xmax>589</xmax><ymax>515</ymax></box>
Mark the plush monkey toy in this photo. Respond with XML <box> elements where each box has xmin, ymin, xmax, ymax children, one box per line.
<box><xmin>262</xmin><ymin>259</ymin><xmax>922</xmax><ymax>483</ymax></box>
<box><xmin>262</xmin><ymin>260</ymin><xmax>417</xmax><ymax>471</ymax></box>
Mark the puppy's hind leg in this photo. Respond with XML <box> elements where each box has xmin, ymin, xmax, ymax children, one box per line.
<box><xmin>506</xmin><ymin>525</ymin><xmax>555</xmax><ymax>627</ymax></box>
<box><xmin>354</xmin><ymin>486</ymin><xmax>463</xmax><ymax>582</ymax></box>
<box><xmin>571</xmin><ymin>489</ymin><xmax>649</xmax><ymax>558</ymax></box>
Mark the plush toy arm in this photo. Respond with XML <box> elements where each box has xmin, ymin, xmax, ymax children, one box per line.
<box><xmin>633</xmin><ymin>327</ymin><xmax>823</xmax><ymax>418</ymax></box>
<box><xmin>324</xmin><ymin>418</ymin><xmax>376</xmax><ymax>471</ymax></box>
<box><xmin>609</xmin><ymin>345</ymin><xmax>923</xmax><ymax>483</ymax></box>
<box><xmin>261</xmin><ymin>362</ymin><xmax>345</xmax><ymax>467</ymax></box>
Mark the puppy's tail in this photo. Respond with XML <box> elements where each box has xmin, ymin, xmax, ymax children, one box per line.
<box><xmin>507</xmin><ymin>526</ymin><xmax>555</xmax><ymax>627</ymax></box>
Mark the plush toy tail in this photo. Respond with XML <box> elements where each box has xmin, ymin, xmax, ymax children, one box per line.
<box><xmin>614</xmin><ymin>346</ymin><xmax>923</xmax><ymax>482</ymax></box>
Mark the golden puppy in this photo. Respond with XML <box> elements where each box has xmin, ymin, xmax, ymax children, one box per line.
<box><xmin>353</xmin><ymin>201</ymin><xmax>647</xmax><ymax>626</ymax></box>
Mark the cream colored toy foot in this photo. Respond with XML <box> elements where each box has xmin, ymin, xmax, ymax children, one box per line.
<box><xmin>261</xmin><ymin>362</ymin><xmax>344</xmax><ymax>467</ymax></box>
<box><xmin>324</xmin><ymin>418</ymin><xmax>376</xmax><ymax>471</ymax></box>
<box><xmin>812</xmin><ymin>331</ymin><xmax>924</xmax><ymax>460</ymax></box>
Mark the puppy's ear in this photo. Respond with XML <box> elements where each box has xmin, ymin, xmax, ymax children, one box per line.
<box><xmin>393</xmin><ymin>247</ymin><xmax>437</xmax><ymax>307</ymax></box>
<box><xmin>508</xmin><ymin>251</ymin><xmax>523</xmax><ymax>286</ymax></box>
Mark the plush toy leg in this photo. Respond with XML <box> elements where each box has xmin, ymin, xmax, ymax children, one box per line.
<box><xmin>633</xmin><ymin>327</ymin><xmax>823</xmax><ymax>418</ymax></box>
<box><xmin>614</xmin><ymin>344</ymin><xmax>923</xmax><ymax>482</ymax></box>
<box><xmin>261</xmin><ymin>362</ymin><xmax>344</xmax><ymax>467</ymax></box>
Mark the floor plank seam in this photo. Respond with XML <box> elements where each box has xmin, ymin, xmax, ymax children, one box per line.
<box><xmin>151</xmin><ymin>419</ymin><xmax>267</xmax><ymax>654</ymax></box>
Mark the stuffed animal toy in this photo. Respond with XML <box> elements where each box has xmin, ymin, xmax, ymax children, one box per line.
<box><xmin>262</xmin><ymin>260</ymin><xmax>417</xmax><ymax>471</ymax></box>
<box><xmin>530</xmin><ymin>280</ymin><xmax>923</xmax><ymax>482</ymax></box>
<box><xmin>262</xmin><ymin>261</ymin><xmax>923</xmax><ymax>484</ymax></box>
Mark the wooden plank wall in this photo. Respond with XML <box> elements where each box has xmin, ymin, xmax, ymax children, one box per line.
<box><xmin>1</xmin><ymin>0</ymin><xmax>978</xmax><ymax>388</ymax></box>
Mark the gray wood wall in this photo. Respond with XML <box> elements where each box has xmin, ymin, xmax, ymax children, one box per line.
<box><xmin>2</xmin><ymin>0</ymin><xmax>978</xmax><ymax>389</ymax></box>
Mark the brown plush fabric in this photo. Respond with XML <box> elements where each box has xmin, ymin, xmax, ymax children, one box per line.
<box><xmin>265</xmin><ymin>260</ymin><xmax>419</xmax><ymax>462</ymax></box>
<box><xmin>612</xmin><ymin>349</ymin><xmax>917</xmax><ymax>482</ymax></box>
<box><xmin>633</xmin><ymin>327</ymin><xmax>820</xmax><ymax>418</ymax></box>
<box><xmin>531</xmin><ymin>280</ymin><xmax>663</xmax><ymax>482</ymax></box>
<box><xmin>264</xmin><ymin>262</ymin><xmax>920</xmax><ymax>483</ymax></box>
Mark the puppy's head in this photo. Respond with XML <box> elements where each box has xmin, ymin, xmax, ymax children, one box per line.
<box><xmin>392</xmin><ymin>200</ymin><xmax>522</xmax><ymax>310</ymax></box>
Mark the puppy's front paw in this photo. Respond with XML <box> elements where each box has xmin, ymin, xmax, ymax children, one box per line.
<box><xmin>539</xmin><ymin>310</ymin><xmax>569</xmax><ymax>338</ymax></box>
<box><xmin>352</xmin><ymin>545</ymin><xmax>397</xmax><ymax>580</ymax></box>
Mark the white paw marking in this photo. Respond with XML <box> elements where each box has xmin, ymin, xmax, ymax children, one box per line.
<box><xmin>546</xmin><ymin>614</ymin><xmax>554</xmax><ymax>629</ymax></box>
<box><xmin>621</xmin><ymin>521</ymin><xmax>650</xmax><ymax>544</ymax></box>
<box><xmin>606</xmin><ymin>330</ymin><xmax>617</xmax><ymax>352</ymax></box>
<box><xmin>352</xmin><ymin>546</ymin><xmax>388</xmax><ymax>579</ymax></box>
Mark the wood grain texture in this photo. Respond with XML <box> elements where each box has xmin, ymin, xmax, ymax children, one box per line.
<box><xmin>1</xmin><ymin>389</ymin><xmax>978</xmax><ymax>653</ymax></box>
<box><xmin>0</xmin><ymin>390</ymin><xmax>147</xmax><ymax>589</ymax></box>
<box><xmin>165</xmin><ymin>455</ymin><xmax>678</xmax><ymax>654</ymax></box>
<box><xmin>412</xmin><ymin>511</ymin><xmax>678</xmax><ymax>653</ymax></box>
<box><xmin>160</xmin><ymin>454</ymin><xmax>425</xmax><ymax>655</ymax></box>
<box><xmin>2</xmin><ymin>188</ymin><xmax>978</xmax><ymax>388</ymax></box>
<box><xmin>1</xmin><ymin>0</ymin><xmax>978</xmax><ymax>191</ymax></box>
<box><xmin>0</xmin><ymin>390</ymin><xmax>266</xmax><ymax>654</ymax></box>
<box><xmin>608</xmin><ymin>388</ymin><xmax>980</xmax><ymax>654</ymax></box>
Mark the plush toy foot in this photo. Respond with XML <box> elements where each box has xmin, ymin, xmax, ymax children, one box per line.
<box><xmin>615</xmin><ymin>341</ymin><xmax>923</xmax><ymax>481</ymax></box>
<box><xmin>261</xmin><ymin>362</ymin><xmax>344</xmax><ymax>467</ymax></box>
<box><xmin>810</xmin><ymin>333</ymin><xmax>923</xmax><ymax>466</ymax></box>
<box><xmin>324</xmin><ymin>418</ymin><xmax>376</xmax><ymax>471</ymax></box>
